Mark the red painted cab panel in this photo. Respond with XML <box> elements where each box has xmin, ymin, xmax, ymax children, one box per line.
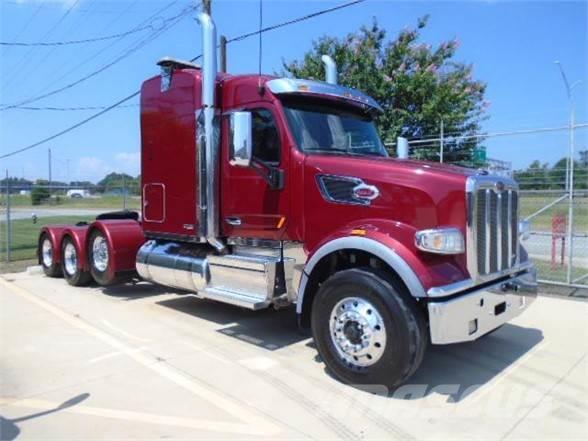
<box><xmin>140</xmin><ymin>69</ymin><xmax>202</xmax><ymax>240</ymax></box>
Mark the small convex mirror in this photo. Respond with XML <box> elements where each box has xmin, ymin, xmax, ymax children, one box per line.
<box><xmin>229</xmin><ymin>112</ymin><xmax>253</xmax><ymax>167</ymax></box>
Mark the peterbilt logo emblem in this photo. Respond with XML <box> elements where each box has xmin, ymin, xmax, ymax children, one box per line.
<box><xmin>352</xmin><ymin>183</ymin><xmax>380</xmax><ymax>201</ymax></box>
<box><xmin>494</xmin><ymin>181</ymin><xmax>506</xmax><ymax>192</ymax></box>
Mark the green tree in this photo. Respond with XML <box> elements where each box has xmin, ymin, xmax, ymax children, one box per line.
<box><xmin>283</xmin><ymin>16</ymin><xmax>488</xmax><ymax>165</ymax></box>
<box><xmin>97</xmin><ymin>172</ymin><xmax>139</xmax><ymax>195</ymax></box>
<box><xmin>31</xmin><ymin>180</ymin><xmax>50</xmax><ymax>205</ymax></box>
<box><xmin>514</xmin><ymin>160</ymin><xmax>550</xmax><ymax>190</ymax></box>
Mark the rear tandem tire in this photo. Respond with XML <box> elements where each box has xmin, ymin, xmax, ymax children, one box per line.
<box><xmin>39</xmin><ymin>233</ymin><xmax>62</xmax><ymax>278</ymax></box>
<box><xmin>61</xmin><ymin>237</ymin><xmax>92</xmax><ymax>286</ymax></box>
<box><xmin>88</xmin><ymin>229</ymin><xmax>117</xmax><ymax>286</ymax></box>
<box><xmin>311</xmin><ymin>267</ymin><xmax>428</xmax><ymax>392</ymax></box>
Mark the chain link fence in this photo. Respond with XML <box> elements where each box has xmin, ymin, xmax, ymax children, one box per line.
<box><xmin>0</xmin><ymin>182</ymin><xmax>140</xmax><ymax>263</ymax></box>
<box><xmin>387</xmin><ymin>123</ymin><xmax>588</xmax><ymax>288</ymax></box>
<box><xmin>2</xmin><ymin>125</ymin><xmax>587</xmax><ymax>287</ymax></box>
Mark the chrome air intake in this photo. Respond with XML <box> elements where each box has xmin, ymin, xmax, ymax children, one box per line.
<box><xmin>321</xmin><ymin>55</ymin><xmax>337</xmax><ymax>85</ymax></box>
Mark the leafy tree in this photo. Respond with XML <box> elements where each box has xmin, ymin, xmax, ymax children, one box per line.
<box><xmin>282</xmin><ymin>16</ymin><xmax>488</xmax><ymax>165</ymax></box>
<box><xmin>97</xmin><ymin>172</ymin><xmax>140</xmax><ymax>195</ymax></box>
<box><xmin>31</xmin><ymin>180</ymin><xmax>50</xmax><ymax>205</ymax></box>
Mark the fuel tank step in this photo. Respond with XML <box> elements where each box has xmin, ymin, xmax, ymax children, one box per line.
<box><xmin>200</xmin><ymin>286</ymin><xmax>270</xmax><ymax>310</ymax></box>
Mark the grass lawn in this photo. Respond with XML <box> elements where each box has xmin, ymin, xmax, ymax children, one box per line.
<box><xmin>533</xmin><ymin>258</ymin><xmax>588</xmax><ymax>284</ymax></box>
<box><xmin>519</xmin><ymin>194</ymin><xmax>587</xmax><ymax>232</ymax></box>
<box><xmin>0</xmin><ymin>194</ymin><xmax>141</xmax><ymax>210</ymax></box>
<box><xmin>0</xmin><ymin>216</ymin><xmax>94</xmax><ymax>262</ymax></box>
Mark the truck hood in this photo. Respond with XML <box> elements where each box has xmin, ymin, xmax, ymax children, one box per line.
<box><xmin>304</xmin><ymin>153</ymin><xmax>473</xmax><ymax>231</ymax></box>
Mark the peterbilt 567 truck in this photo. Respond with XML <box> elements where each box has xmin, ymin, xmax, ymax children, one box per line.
<box><xmin>37</xmin><ymin>12</ymin><xmax>537</xmax><ymax>389</ymax></box>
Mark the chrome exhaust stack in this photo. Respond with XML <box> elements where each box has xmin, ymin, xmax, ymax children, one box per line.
<box><xmin>321</xmin><ymin>55</ymin><xmax>338</xmax><ymax>85</ymax></box>
<box><xmin>197</xmin><ymin>12</ymin><xmax>225</xmax><ymax>252</ymax></box>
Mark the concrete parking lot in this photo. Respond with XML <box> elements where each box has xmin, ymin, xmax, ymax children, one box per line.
<box><xmin>1</xmin><ymin>271</ymin><xmax>586</xmax><ymax>440</ymax></box>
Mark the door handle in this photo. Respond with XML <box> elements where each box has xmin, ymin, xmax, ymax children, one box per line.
<box><xmin>225</xmin><ymin>216</ymin><xmax>242</xmax><ymax>226</ymax></box>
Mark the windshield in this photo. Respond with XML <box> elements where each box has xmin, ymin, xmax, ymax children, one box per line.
<box><xmin>282</xmin><ymin>98</ymin><xmax>387</xmax><ymax>157</ymax></box>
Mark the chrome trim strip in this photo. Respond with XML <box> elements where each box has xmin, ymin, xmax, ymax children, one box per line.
<box><xmin>507</xmin><ymin>190</ymin><xmax>513</xmax><ymax>267</ymax></box>
<box><xmin>266</xmin><ymin>78</ymin><xmax>383</xmax><ymax>113</ymax></box>
<box><xmin>497</xmin><ymin>191</ymin><xmax>503</xmax><ymax>271</ymax></box>
<box><xmin>485</xmin><ymin>188</ymin><xmax>491</xmax><ymax>274</ymax></box>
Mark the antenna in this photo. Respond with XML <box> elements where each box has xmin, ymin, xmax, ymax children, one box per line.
<box><xmin>257</xmin><ymin>0</ymin><xmax>264</xmax><ymax>95</ymax></box>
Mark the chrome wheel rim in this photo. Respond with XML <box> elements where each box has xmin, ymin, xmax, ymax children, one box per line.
<box><xmin>329</xmin><ymin>297</ymin><xmax>387</xmax><ymax>368</ymax></box>
<box><xmin>41</xmin><ymin>239</ymin><xmax>53</xmax><ymax>267</ymax></box>
<box><xmin>63</xmin><ymin>242</ymin><xmax>78</xmax><ymax>276</ymax></box>
<box><xmin>92</xmin><ymin>236</ymin><xmax>108</xmax><ymax>272</ymax></box>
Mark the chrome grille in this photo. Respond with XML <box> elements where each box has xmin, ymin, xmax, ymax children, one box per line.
<box><xmin>467</xmin><ymin>177</ymin><xmax>519</xmax><ymax>280</ymax></box>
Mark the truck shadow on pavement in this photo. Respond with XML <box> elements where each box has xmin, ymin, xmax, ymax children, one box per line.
<box><xmin>157</xmin><ymin>296</ymin><xmax>306</xmax><ymax>351</ymax></box>
<box><xmin>0</xmin><ymin>393</ymin><xmax>89</xmax><ymax>441</ymax></box>
<box><xmin>392</xmin><ymin>324</ymin><xmax>544</xmax><ymax>402</ymax></box>
<box><xmin>156</xmin><ymin>294</ymin><xmax>543</xmax><ymax>403</ymax></box>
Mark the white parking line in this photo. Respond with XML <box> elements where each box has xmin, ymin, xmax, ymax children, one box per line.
<box><xmin>0</xmin><ymin>277</ymin><xmax>281</xmax><ymax>436</ymax></box>
<box><xmin>0</xmin><ymin>397</ymin><xmax>262</xmax><ymax>433</ymax></box>
<box><xmin>87</xmin><ymin>346</ymin><xmax>147</xmax><ymax>364</ymax></box>
<box><xmin>101</xmin><ymin>319</ymin><xmax>151</xmax><ymax>343</ymax></box>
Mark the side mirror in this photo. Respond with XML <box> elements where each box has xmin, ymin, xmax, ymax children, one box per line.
<box><xmin>229</xmin><ymin>112</ymin><xmax>253</xmax><ymax>167</ymax></box>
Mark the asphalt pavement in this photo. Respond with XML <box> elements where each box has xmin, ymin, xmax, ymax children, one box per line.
<box><xmin>0</xmin><ymin>271</ymin><xmax>586</xmax><ymax>440</ymax></box>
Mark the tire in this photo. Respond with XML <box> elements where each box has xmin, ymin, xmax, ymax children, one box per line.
<box><xmin>88</xmin><ymin>229</ymin><xmax>117</xmax><ymax>286</ymax></box>
<box><xmin>311</xmin><ymin>268</ymin><xmax>428</xmax><ymax>391</ymax></box>
<box><xmin>61</xmin><ymin>237</ymin><xmax>92</xmax><ymax>286</ymax></box>
<box><xmin>39</xmin><ymin>233</ymin><xmax>62</xmax><ymax>278</ymax></box>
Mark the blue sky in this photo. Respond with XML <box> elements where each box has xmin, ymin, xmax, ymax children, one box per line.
<box><xmin>1</xmin><ymin>0</ymin><xmax>586</xmax><ymax>183</ymax></box>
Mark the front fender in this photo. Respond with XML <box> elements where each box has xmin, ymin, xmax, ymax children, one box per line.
<box><xmin>296</xmin><ymin>220</ymin><xmax>469</xmax><ymax>314</ymax></box>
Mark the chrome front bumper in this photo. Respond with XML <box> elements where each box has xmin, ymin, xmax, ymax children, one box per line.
<box><xmin>427</xmin><ymin>267</ymin><xmax>537</xmax><ymax>344</ymax></box>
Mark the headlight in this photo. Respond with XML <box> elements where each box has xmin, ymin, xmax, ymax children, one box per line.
<box><xmin>415</xmin><ymin>227</ymin><xmax>465</xmax><ymax>254</ymax></box>
<box><xmin>519</xmin><ymin>219</ymin><xmax>531</xmax><ymax>241</ymax></box>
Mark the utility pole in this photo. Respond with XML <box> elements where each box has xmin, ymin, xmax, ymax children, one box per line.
<box><xmin>555</xmin><ymin>61</ymin><xmax>582</xmax><ymax>284</ymax></box>
<box><xmin>48</xmin><ymin>148</ymin><xmax>52</xmax><ymax>197</ymax></box>
<box><xmin>203</xmin><ymin>0</ymin><xmax>211</xmax><ymax>15</ymax></box>
<box><xmin>122</xmin><ymin>174</ymin><xmax>127</xmax><ymax>211</ymax></box>
<box><xmin>439</xmin><ymin>119</ymin><xmax>444</xmax><ymax>163</ymax></box>
<box><xmin>220</xmin><ymin>35</ymin><xmax>227</xmax><ymax>73</ymax></box>
<box><xmin>5</xmin><ymin>170</ymin><xmax>11</xmax><ymax>262</ymax></box>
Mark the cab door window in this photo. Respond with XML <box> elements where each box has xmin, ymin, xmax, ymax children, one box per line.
<box><xmin>252</xmin><ymin>109</ymin><xmax>280</xmax><ymax>164</ymax></box>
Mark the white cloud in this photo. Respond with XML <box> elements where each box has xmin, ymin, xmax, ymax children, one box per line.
<box><xmin>76</xmin><ymin>156</ymin><xmax>112</xmax><ymax>183</ymax></box>
<box><xmin>114</xmin><ymin>152</ymin><xmax>140</xmax><ymax>175</ymax></box>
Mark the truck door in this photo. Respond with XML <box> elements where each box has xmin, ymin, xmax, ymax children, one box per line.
<box><xmin>221</xmin><ymin>104</ymin><xmax>289</xmax><ymax>240</ymax></box>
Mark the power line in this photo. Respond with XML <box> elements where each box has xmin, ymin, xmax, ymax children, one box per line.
<box><xmin>0</xmin><ymin>5</ymin><xmax>196</xmax><ymax>111</ymax></box>
<box><xmin>1</xmin><ymin>0</ymin><xmax>367</xmax><ymax>158</ymax></box>
<box><xmin>1</xmin><ymin>92</ymin><xmax>140</xmax><ymax>159</ymax></box>
<box><xmin>7</xmin><ymin>104</ymin><xmax>139</xmax><ymax>112</ymax></box>
<box><xmin>384</xmin><ymin>124</ymin><xmax>588</xmax><ymax>147</ymax></box>
<box><xmin>1</xmin><ymin>24</ymin><xmax>160</xmax><ymax>47</ymax></box>
<box><xmin>2</xmin><ymin>0</ymin><xmax>82</xmax><ymax>90</ymax></box>
<box><xmin>226</xmin><ymin>0</ymin><xmax>365</xmax><ymax>43</ymax></box>
<box><xmin>34</xmin><ymin>1</ymin><xmax>174</xmax><ymax>100</ymax></box>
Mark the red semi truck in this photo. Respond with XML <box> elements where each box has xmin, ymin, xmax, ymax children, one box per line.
<box><xmin>38</xmin><ymin>12</ymin><xmax>537</xmax><ymax>389</ymax></box>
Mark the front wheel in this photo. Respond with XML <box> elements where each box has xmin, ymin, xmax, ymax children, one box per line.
<box><xmin>61</xmin><ymin>237</ymin><xmax>92</xmax><ymax>286</ymax></box>
<box><xmin>311</xmin><ymin>268</ymin><xmax>428</xmax><ymax>391</ymax></box>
